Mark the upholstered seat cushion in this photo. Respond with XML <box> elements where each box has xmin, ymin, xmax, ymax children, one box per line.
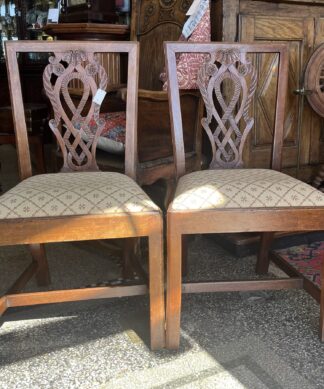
<box><xmin>0</xmin><ymin>172</ymin><xmax>159</xmax><ymax>219</ymax></box>
<box><xmin>170</xmin><ymin>169</ymin><xmax>324</xmax><ymax>211</ymax></box>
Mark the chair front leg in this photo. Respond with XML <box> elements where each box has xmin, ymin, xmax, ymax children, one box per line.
<box><xmin>166</xmin><ymin>217</ymin><xmax>182</xmax><ymax>349</ymax></box>
<box><xmin>148</xmin><ymin>230</ymin><xmax>165</xmax><ymax>350</ymax></box>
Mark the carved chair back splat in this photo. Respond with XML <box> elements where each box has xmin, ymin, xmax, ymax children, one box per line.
<box><xmin>164</xmin><ymin>42</ymin><xmax>324</xmax><ymax>350</ymax></box>
<box><xmin>0</xmin><ymin>40</ymin><xmax>165</xmax><ymax>350</ymax></box>
<box><xmin>197</xmin><ymin>48</ymin><xmax>257</xmax><ymax>169</ymax></box>
<box><xmin>43</xmin><ymin>49</ymin><xmax>108</xmax><ymax>173</ymax></box>
<box><xmin>6</xmin><ymin>40</ymin><xmax>139</xmax><ymax>181</ymax></box>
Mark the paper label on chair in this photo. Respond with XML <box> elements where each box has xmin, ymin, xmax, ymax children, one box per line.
<box><xmin>182</xmin><ymin>0</ymin><xmax>208</xmax><ymax>38</ymax></box>
<box><xmin>93</xmin><ymin>89</ymin><xmax>107</xmax><ymax>105</ymax></box>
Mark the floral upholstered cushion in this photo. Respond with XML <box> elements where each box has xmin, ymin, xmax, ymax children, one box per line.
<box><xmin>75</xmin><ymin>111</ymin><xmax>126</xmax><ymax>155</ymax></box>
<box><xmin>89</xmin><ymin>111</ymin><xmax>126</xmax><ymax>143</ymax></box>
<box><xmin>170</xmin><ymin>169</ymin><xmax>324</xmax><ymax>211</ymax></box>
<box><xmin>0</xmin><ymin>172</ymin><xmax>159</xmax><ymax>219</ymax></box>
<box><xmin>160</xmin><ymin>3</ymin><xmax>211</xmax><ymax>90</ymax></box>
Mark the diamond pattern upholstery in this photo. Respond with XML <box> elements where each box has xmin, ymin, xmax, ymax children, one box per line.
<box><xmin>0</xmin><ymin>172</ymin><xmax>159</xmax><ymax>219</ymax></box>
<box><xmin>170</xmin><ymin>169</ymin><xmax>324</xmax><ymax>211</ymax></box>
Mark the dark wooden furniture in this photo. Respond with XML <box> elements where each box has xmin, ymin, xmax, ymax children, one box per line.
<box><xmin>44</xmin><ymin>23</ymin><xmax>130</xmax><ymax>41</ymax></box>
<box><xmin>60</xmin><ymin>0</ymin><xmax>117</xmax><ymax>23</ymax></box>
<box><xmin>165</xmin><ymin>41</ymin><xmax>324</xmax><ymax>349</ymax></box>
<box><xmin>131</xmin><ymin>0</ymin><xmax>191</xmax><ymax>91</ymax></box>
<box><xmin>0</xmin><ymin>103</ymin><xmax>47</xmax><ymax>173</ymax></box>
<box><xmin>0</xmin><ymin>1</ymin><xmax>53</xmax><ymax>175</ymax></box>
<box><xmin>0</xmin><ymin>40</ymin><xmax>165</xmax><ymax>350</ymax></box>
<box><xmin>214</xmin><ymin>0</ymin><xmax>324</xmax><ymax>181</ymax></box>
<box><xmin>136</xmin><ymin>89</ymin><xmax>203</xmax><ymax>190</ymax></box>
<box><xmin>131</xmin><ymin>0</ymin><xmax>203</xmax><ymax>199</ymax></box>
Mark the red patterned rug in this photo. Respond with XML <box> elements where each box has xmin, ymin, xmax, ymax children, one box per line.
<box><xmin>275</xmin><ymin>241</ymin><xmax>324</xmax><ymax>288</ymax></box>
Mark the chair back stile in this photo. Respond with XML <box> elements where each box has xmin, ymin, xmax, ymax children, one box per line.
<box><xmin>165</xmin><ymin>42</ymin><xmax>289</xmax><ymax>178</ymax></box>
<box><xmin>271</xmin><ymin>47</ymin><xmax>289</xmax><ymax>172</ymax></box>
<box><xmin>5</xmin><ymin>40</ymin><xmax>139</xmax><ymax>180</ymax></box>
<box><xmin>5</xmin><ymin>43</ymin><xmax>32</xmax><ymax>180</ymax></box>
<box><xmin>124</xmin><ymin>44</ymin><xmax>139</xmax><ymax>181</ymax></box>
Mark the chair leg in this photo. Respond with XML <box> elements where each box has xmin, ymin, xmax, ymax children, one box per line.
<box><xmin>148</xmin><ymin>231</ymin><xmax>165</xmax><ymax>350</ymax></box>
<box><xmin>166</xmin><ymin>220</ymin><xmax>182</xmax><ymax>349</ymax></box>
<box><xmin>320</xmin><ymin>251</ymin><xmax>324</xmax><ymax>341</ymax></box>
<box><xmin>122</xmin><ymin>238</ymin><xmax>138</xmax><ymax>279</ymax></box>
<box><xmin>255</xmin><ymin>232</ymin><xmax>274</xmax><ymax>275</ymax></box>
<box><xmin>182</xmin><ymin>235</ymin><xmax>189</xmax><ymax>277</ymax></box>
<box><xmin>28</xmin><ymin>244</ymin><xmax>51</xmax><ymax>286</ymax></box>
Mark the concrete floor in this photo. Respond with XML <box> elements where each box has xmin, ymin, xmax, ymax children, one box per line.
<box><xmin>1</xmin><ymin>145</ymin><xmax>324</xmax><ymax>389</ymax></box>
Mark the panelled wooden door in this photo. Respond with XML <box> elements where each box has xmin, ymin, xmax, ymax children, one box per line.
<box><xmin>315</xmin><ymin>18</ymin><xmax>324</xmax><ymax>165</ymax></box>
<box><xmin>239</xmin><ymin>15</ymin><xmax>318</xmax><ymax>175</ymax></box>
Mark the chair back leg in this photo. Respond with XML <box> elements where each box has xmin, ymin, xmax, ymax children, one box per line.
<box><xmin>255</xmin><ymin>232</ymin><xmax>274</xmax><ymax>274</ymax></box>
<box><xmin>29</xmin><ymin>243</ymin><xmax>51</xmax><ymax>286</ymax></box>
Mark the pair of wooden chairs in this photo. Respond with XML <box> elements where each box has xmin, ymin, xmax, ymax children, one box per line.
<box><xmin>0</xmin><ymin>40</ymin><xmax>324</xmax><ymax>351</ymax></box>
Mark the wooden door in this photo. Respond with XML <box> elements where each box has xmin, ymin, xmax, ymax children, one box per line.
<box><xmin>131</xmin><ymin>0</ymin><xmax>192</xmax><ymax>90</ymax></box>
<box><xmin>239</xmin><ymin>15</ymin><xmax>315</xmax><ymax>176</ymax></box>
<box><xmin>314</xmin><ymin>18</ymin><xmax>324</xmax><ymax>166</ymax></box>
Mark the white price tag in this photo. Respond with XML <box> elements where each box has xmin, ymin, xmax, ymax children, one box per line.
<box><xmin>92</xmin><ymin>89</ymin><xmax>107</xmax><ymax>106</ymax></box>
<box><xmin>182</xmin><ymin>0</ymin><xmax>208</xmax><ymax>38</ymax></box>
<box><xmin>47</xmin><ymin>8</ymin><xmax>59</xmax><ymax>23</ymax></box>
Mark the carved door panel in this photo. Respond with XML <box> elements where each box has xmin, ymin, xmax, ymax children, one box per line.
<box><xmin>132</xmin><ymin>0</ymin><xmax>192</xmax><ymax>90</ymax></box>
<box><xmin>239</xmin><ymin>15</ymin><xmax>315</xmax><ymax>172</ymax></box>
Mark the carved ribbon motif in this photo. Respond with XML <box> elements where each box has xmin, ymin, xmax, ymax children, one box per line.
<box><xmin>197</xmin><ymin>48</ymin><xmax>257</xmax><ymax>169</ymax></box>
<box><xmin>43</xmin><ymin>50</ymin><xmax>108</xmax><ymax>172</ymax></box>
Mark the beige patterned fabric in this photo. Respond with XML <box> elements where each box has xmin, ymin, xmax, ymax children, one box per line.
<box><xmin>170</xmin><ymin>169</ymin><xmax>324</xmax><ymax>211</ymax></box>
<box><xmin>0</xmin><ymin>172</ymin><xmax>159</xmax><ymax>219</ymax></box>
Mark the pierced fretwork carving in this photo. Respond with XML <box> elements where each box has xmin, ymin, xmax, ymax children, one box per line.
<box><xmin>197</xmin><ymin>48</ymin><xmax>257</xmax><ymax>169</ymax></box>
<box><xmin>43</xmin><ymin>50</ymin><xmax>108</xmax><ymax>172</ymax></box>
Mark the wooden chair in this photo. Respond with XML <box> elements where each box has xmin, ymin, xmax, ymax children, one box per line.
<box><xmin>164</xmin><ymin>42</ymin><xmax>324</xmax><ymax>349</ymax></box>
<box><xmin>0</xmin><ymin>40</ymin><xmax>165</xmax><ymax>350</ymax></box>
